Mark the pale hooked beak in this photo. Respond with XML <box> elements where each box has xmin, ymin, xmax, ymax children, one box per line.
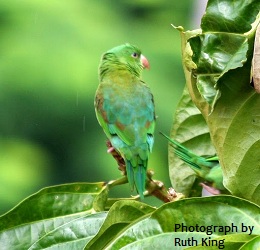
<box><xmin>141</xmin><ymin>54</ymin><xmax>150</xmax><ymax>69</ymax></box>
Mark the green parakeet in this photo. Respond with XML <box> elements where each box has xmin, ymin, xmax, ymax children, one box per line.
<box><xmin>95</xmin><ymin>44</ymin><xmax>156</xmax><ymax>198</ymax></box>
<box><xmin>161</xmin><ymin>133</ymin><xmax>226</xmax><ymax>194</ymax></box>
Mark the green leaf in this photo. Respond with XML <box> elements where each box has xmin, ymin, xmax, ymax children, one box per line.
<box><xmin>105</xmin><ymin>215</ymin><xmax>164</xmax><ymax>249</ymax></box>
<box><xmin>85</xmin><ymin>200</ymin><xmax>155</xmax><ymax>249</ymax></box>
<box><xmin>151</xmin><ymin>196</ymin><xmax>260</xmax><ymax>234</ymax></box>
<box><xmin>178</xmin><ymin>0</ymin><xmax>260</xmax><ymax>204</ymax></box>
<box><xmin>120</xmin><ymin>232</ymin><xmax>212</xmax><ymax>250</ymax></box>
<box><xmin>105</xmin><ymin>196</ymin><xmax>260</xmax><ymax>249</ymax></box>
<box><xmin>201</xmin><ymin>0</ymin><xmax>260</xmax><ymax>33</ymax></box>
<box><xmin>2</xmin><ymin>212</ymin><xmax>107</xmax><ymax>250</ymax></box>
<box><xmin>120</xmin><ymin>233</ymin><xmax>257</xmax><ymax>250</ymax></box>
<box><xmin>189</xmin><ymin>32</ymin><xmax>248</xmax><ymax>108</ymax></box>
<box><xmin>169</xmin><ymin>86</ymin><xmax>216</xmax><ymax>196</ymax></box>
<box><xmin>240</xmin><ymin>235</ymin><xmax>260</xmax><ymax>249</ymax></box>
<box><xmin>29</xmin><ymin>213</ymin><xmax>107</xmax><ymax>249</ymax></box>
<box><xmin>0</xmin><ymin>182</ymin><xmax>107</xmax><ymax>249</ymax></box>
<box><xmin>187</xmin><ymin>234</ymin><xmax>256</xmax><ymax>249</ymax></box>
<box><xmin>189</xmin><ymin>33</ymin><xmax>248</xmax><ymax>107</ymax></box>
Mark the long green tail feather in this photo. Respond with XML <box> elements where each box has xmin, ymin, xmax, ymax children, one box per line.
<box><xmin>134</xmin><ymin>165</ymin><xmax>146</xmax><ymax>199</ymax></box>
<box><xmin>126</xmin><ymin>160</ymin><xmax>146</xmax><ymax>199</ymax></box>
<box><xmin>126</xmin><ymin>161</ymin><xmax>135</xmax><ymax>191</ymax></box>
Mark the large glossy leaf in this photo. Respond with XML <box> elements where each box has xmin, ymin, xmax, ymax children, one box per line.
<box><xmin>0</xmin><ymin>182</ymin><xmax>108</xmax><ymax>249</ymax></box>
<box><xmin>187</xmin><ymin>234</ymin><xmax>257</xmax><ymax>250</ymax></box>
<box><xmin>201</xmin><ymin>0</ymin><xmax>260</xmax><ymax>33</ymax></box>
<box><xmin>168</xmin><ymin>86</ymin><xmax>216</xmax><ymax>196</ymax></box>
<box><xmin>104</xmin><ymin>196</ymin><xmax>260</xmax><ymax>249</ymax></box>
<box><xmin>177</xmin><ymin>0</ymin><xmax>260</xmax><ymax>204</ymax></box>
<box><xmin>190</xmin><ymin>33</ymin><xmax>248</xmax><ymax>107</ymax></box>
<box><xmin>240</xmin><ymin>235</ymin><xmax>260</xmax><ymax>249</ymax></box>
<box><xmin>2</xmin><ymin>212</ymin><xmax>107</xmax><ymax>250</ymax></box>
<box><xmin>120</xmin><ymin>234</ymin><xmax>256</xmax><ymax>250</ymax></box>
<box><xmin>120</xmin><ymin>232</ymin><xmax>212</xmax><ymax>250</ymax></box>
<box><xmin>85</xmin><ymin>200</ymin><xmax>155</xmax><ymax>249</ymax></box>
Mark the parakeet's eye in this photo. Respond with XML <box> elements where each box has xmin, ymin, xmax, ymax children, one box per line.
<box><xmin>131</xmin><ymin>52</ymin><xmax>139</xmax><ymax>58</ymax></box>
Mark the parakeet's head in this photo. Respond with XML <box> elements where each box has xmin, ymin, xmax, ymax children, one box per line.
<box><xmin>99</xmin><ymin>43</ymin><xmax>149</xmax><ymax>79</ymax></box>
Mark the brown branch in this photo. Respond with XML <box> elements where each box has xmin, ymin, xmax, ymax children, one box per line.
<box><xmin>145</xmin><ymin>169</ymin><xmax>185</xmax><ymax>202</ymax></box>
<box><xmin>106</xmin><ymin>140</ymin><xmax>185</xmax><ymax>202</ymax></box>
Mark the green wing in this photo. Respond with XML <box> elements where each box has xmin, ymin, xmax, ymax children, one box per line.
<box><xmin>95</xmin><ymin>80</ymin><xmax>155</xmax><ymax>198</ymax></box>
<box><xmin>95</xmin><ymin>80</ymin><xmax>155</xmax><ymax>150</ymax></box>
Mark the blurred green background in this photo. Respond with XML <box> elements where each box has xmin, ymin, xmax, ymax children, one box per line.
<box><xmin>0</xmin><ymin>0</ymin><xmax>206</xmax><ymax>213</ymax></box>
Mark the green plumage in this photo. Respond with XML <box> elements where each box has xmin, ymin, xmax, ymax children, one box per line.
<box><xmin>95</xmin><ymin>44</ymin><xmax>155</xmax><ymax>198</ymax></box>
<box><xmin>161</xmin><ymin>133</ymin><xmax>225</xmax><ymax>192</ymax></box>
